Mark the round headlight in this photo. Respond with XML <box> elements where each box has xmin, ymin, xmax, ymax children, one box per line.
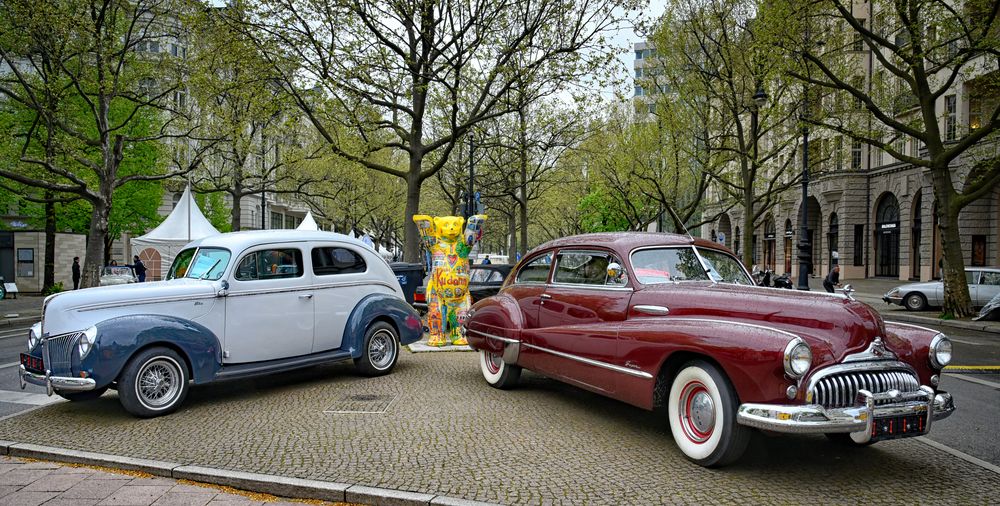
<box><xmin>784</xmin><ymin>337</ymin><xmax>812</xmax><ymax>378</ymax></box>
<box><xmin>929</xmin><ymin>333</ymin><xmax>952</xmax><ymax>369</ymax></box>
<box><xmin>27</xmin><ymin>322</ymin><xmax>41</xmax><ymax>350</ymax></box>
<box><xmin>78</xmin><ymin>325</ymin><xmax>97</xmax><ymax>359</ymax></box>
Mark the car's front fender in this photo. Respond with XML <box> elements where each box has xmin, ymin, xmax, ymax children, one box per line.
<box><xmin>82</xmin><ymin>315</ymin><xmax>222</xmax><ymax>387</ymax></box>
<box><xmin>343</xmin><ymin>294</ymin><xmax>423</xmax><ymax>359</ymax></box>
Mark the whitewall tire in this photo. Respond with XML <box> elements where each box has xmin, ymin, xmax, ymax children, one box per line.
<box><xmin>667</xmin><ymin>360</ymin><xmax>750</xmax><ymax>467</ymax></box>
<box><xmin>479</xmin><ymin>349</ymin><xmax>521</xmax><ymax>389</ymax></box>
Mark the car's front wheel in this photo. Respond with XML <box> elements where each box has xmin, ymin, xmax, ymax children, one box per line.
<box><xmin>58</xmin><ymin>386</ymin><xmax>109</xmax><ymax>402</ymax></box>
<box><xmin>667</xmin><ymin>360</ymin><xmax>750</xmax><ymax>467</ymax></box>
<box><xmin>479</xmin><ymin>349</ymin><xmax>521</xmax><ymax>389</ymax></box>
<box><xmin>904</xmin><ymin>292</ymin><xmax>928</xmax><ymax>311</ymax></box>
<box><xmin>354</xmin><ymin>321</ymin><xmax>400</xmax><ymax>376</ymax></box>
<box><xmin>117</xmin><ymin>347</ymin><xmax>190</xmax><ymax>418</ymax></box>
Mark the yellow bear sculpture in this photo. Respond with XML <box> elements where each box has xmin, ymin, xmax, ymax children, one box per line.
<box><xmin>413</xmin><ymin>214</ymin><xmax>487</xmax><ymax>346</ymax></box>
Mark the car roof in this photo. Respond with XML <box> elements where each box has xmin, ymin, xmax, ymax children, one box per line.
<box><xmin>182</xmin><ymin>230</ymin><xmax>370</xmax><ymax>253</ymax></box>
<box><xmin>525</xmin><ymin>232</ymin><xmax>724</xmax><ymax>259</ymax></box>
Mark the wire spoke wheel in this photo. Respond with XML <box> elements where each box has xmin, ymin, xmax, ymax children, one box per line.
<box><xmin>136</xmin><ymin>358</ymin><xmax>182</xmax><ymax>408</ymax></box>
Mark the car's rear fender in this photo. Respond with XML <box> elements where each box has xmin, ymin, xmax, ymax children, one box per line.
<box><xmin>83</xmin><ymin>315</ymin><xmax>222</xmax><ymax>388</ymax></box>
<box><xmin>343</xmin><ymin>294</ymin><xmax>423</xmax><ymax>359</ymax></box>
<box><xmin>464</xmin><ymin>294</ymin><xmax>525</xmax><ymax>357</ymax></box>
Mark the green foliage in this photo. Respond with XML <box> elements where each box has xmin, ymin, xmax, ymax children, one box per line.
<box><xmin>195</xmin><ymin>193</ymin><xmax>232</xmax><ymax>233</ymax></box>
<box><xmin>578</xmin><ymin>189</ymin><xmax>632</xmax><ymax>233</ymax></box>
<box><xmin>42</xmin><ymin>282</ymin><xmax>64</xmax><ymax>296</ymax></box>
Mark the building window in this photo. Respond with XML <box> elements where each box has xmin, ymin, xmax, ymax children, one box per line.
<box><xmin>635</xmin><ymin>67</ymin><xmax>643</xmax><ymax>79</ymax></box>
<box><xmin>16</xmin><ymin>248</ymin><xmax>34</xmax><ymax>277</ymax></box>
<box><xmin>271</xmin><ymin>212</ymin><xmax>284</xmax><ymax>229</ymax></box>
<box><xmin>634</xmin><ymin>86</ymin><xmax>644</xmax><ymax>97</ymax></box>
<box><xmin>853</xmin><ymin>225</ymin><xmax>864</xmax><ymax>266</ymax></box>
<box><xmin>835</xmin><ymin>136</ymin><xmax>843</xmax><ymax>170</ymax></box>
<box><xmin>972</xmin><ymin>235</ymin><xmax>987</xmax><ymax>266</ymax></box>
<box><xmin>635</xmin><ymin>49</ymin><xmax>643</xmax><ymax>60</ymax></box>
<box><xmin>173</xmin><ymin>90</ymin><xmax>187</xmax><ymax>109</ymax></box>
<box><xmin>945</xmin><ymin>95</ymin><xmax>956</xmax><ymax>141</ymax></box>
<box><xmin>172</xmin><ymin>192</ymin><xmax>182</xmax><ymax>209</ymax></box>
<box><xmin>851</xmin><ymin>140</ymin><xmax>862</xmax><ymax>170</ymax></box>
<box><xmin>853</xmin><ymin>19</ymin><xmax>866</xmax><ymax>51</ymax></box>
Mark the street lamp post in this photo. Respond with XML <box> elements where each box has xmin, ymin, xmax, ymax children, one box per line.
<box><xmin>465</xmin><ymin>133</ymin><xmax>475</xmax><ymax>219</ymax></box>
<box><xmin>797</xmin><ymin>95</ymin><xmax>811</xmax><ymax>290</ymax></box>
<box><xmin>750</xmin><ymin>84</ymin><xmax>767</xmax><ymax>263</ymax></box>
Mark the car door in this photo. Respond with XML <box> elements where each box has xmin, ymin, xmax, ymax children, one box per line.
<box><xmin>976</xmin><ymin>271</ymin><xmax>1000</xmax><ymax>306</ymax></box>
<box><xmin>504</xmin><ymin>252</ymin><xmax>553</xmax><ymax>372</ymax></box>
<box><xmin>311</xmin><ymin>245</ymin><xmax>381</xmax><ymax>352</ymax></box>
<box><xmin>967</xmin><ymin>270</ymin><xmax>982</xmax><ymax>305</ymax></box>
<box><xmin>536</xmin><ymin>250</ymin><xmax>630</xmax><ymax>394</ymax></box>
<box><xmin>224</xmin><ymin>246</ymin><xmax>314</xmax><ymax>363</ymax></box>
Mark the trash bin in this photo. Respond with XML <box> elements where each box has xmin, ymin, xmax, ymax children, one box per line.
<box><xmin>389</xmin><ymin>262</ymin><xmax>425</xmax><ymax>305</ymax></box>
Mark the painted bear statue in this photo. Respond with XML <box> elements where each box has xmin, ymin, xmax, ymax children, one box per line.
<box><xmin>413</xmin><ymin>214</ymin><xmax>487</xmax><ymax>346</ymax></box>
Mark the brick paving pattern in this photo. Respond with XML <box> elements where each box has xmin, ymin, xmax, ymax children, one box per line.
<box><xmin>0</xmin><ymin>352</ymin><xmax>996</xmax><ymax>504</ymax></box>
<box><xmin>0</xmin><ymin>456</ymin><xmax>335</xmax><ymax>505</ymax></box>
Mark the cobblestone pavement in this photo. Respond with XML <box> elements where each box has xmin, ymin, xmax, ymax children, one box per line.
<box><xmin>0</xmin><ymin>455</ymin><xmax>353</xmax><ymax>505</ymax></box>
<box><xmin>0</xmin><ymin>352</ymin><xmax>996</xmax><ymax>505</ymax></box>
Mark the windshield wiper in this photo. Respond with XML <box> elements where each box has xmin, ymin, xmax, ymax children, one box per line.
<box><xmin>198</xmin><ymin>258</ymin><xmax>222</xmax><ymax>280</ymax></box>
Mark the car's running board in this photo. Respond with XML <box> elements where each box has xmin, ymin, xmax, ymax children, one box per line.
<box><xmin>214</xmin><ymin>350</ymin><xmax>355</xmax><ymax>381</ymax></box>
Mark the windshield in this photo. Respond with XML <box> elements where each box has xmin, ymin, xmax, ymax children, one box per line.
<box><xmin>185</xmin><ymin>248</ymin><xmax>231</xmax><ymax>280</ymax></box>
<box><xmin>630</xmin><ymin>247</ymin><xmax>752</xmax><ymax>285</ymax></box>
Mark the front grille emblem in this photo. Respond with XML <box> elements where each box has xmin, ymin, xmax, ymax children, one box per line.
<box><xmin>871</xmin><ymin>337</ymin><xmax>885</xmax><ymax>357</ymax></box>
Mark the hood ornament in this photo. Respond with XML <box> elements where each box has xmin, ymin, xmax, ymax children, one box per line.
<box><xmin>840</xmin><ymin>283</ymin><xmax>856</xmax><ymax>301</ymax></box>
<box><xmin>844</xmin><ymin>335</ymin><xmax>897</xmax><ymax>362</ymax></box>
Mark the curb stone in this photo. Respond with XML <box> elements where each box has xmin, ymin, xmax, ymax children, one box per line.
<box><xmin>1</xmin><ymin>441</ymin><xmax>501</xmax><ymax>506</ymax></box>
<box><xmin>881</xmin><ymin>312</ymin><xmax>1000</xmax><ymax>334</ymax></box>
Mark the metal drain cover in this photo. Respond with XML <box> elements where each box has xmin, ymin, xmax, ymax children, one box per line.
<box><xmin>324</xmin><ymin>394</ymin><xmax>396</xmax><ymax>414</ymax></box>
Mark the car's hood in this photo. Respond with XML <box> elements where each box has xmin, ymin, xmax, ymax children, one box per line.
<box><xmin>42</xmin><ymin>279</ymin><xmax>219</xmax><ymax>335</ymax></box>
<box><xmin>631</xmin><ymin>282</ymin><xmax>887</xmax><ymax>367</ymax></box>
<box><xmin>887</xmin><ymin>281</ymin><xmax>941</xmax><ymax>293</ymax></box>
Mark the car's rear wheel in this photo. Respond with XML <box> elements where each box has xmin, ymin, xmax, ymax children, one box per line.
<box><xmin>667</xmin><ymin>360</ymin><xmax>750</xmax><ymax>467</ymax></box>
<box><xmin>904</xmin><ymin>293</ymin><xmax>927</xmax><ymax>311</ymax></box>
<box><xmin>58</xmin><ymin>386</ymin><xmax>109</xmax><ymax>402</ymax></box>
<box><xmin>479</xmin><ymin>349</ymin><xmax>521</xmax><ymax>389</ymax></box>
<box><xmin>354</xmin><ymin>321</ymin><xmax>400</xmax><ymax>376</ymax></box>
<box><xmin>117</xmin><ymin>347</ymin><xmax>189</xmax><ymax>418</ymax></box>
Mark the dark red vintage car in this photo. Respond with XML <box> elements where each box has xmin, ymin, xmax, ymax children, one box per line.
<box><xmin>462</xmin><ymin>232</ymin><xmax>955</xmax><ymax>467</ymax></box>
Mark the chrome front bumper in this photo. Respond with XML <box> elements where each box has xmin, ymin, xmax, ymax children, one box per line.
<box><xmin>19</xmin><ymin>365</ymin><xmax>96</xmax><ymax>396</ymax></box>
<box><xmin>737</xmin><ymin>387</ymin><xmax>954</xmax><ymax>442</ymax></box>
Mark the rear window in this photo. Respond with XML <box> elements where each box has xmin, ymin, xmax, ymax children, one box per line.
<box><xmin>234</xmin><ymin>249</ymin><xmax>303</xmax><ymax>280</ymax></box>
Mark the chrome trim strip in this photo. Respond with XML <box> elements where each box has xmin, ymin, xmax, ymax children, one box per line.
<box><xmin>227</xmin><ymin>280</ymin><xmax>398</xmax><ymax>298</ymax></box>
<box><xmin>884</xmin><ymin>320</ymin><xmax>939</xmax><ymax>334</ymax></box>
<box><xmin>664</xmin><ymin>317</ymin><xmax>801</xmax><ymax>341</ymax></box>
<box><xmin>76</xmin><ymin>293</ymin><xmax>218</xmax><ymax>312</ymax></box>
<box><xmin>19</xmin><ymin>365</ymin><xmax>97</xmax><ymax>393</ymax></box>
<box><xmin>466</xmin><ymin>328</ymin><xmax>520</xmax><ymax>345</ymax></box>
<box><xmin>521</xmin><ymin>342</ymin><xmax>654</xmax><ymax>379</ymax></box>
<box><xmin>546</xmin><ymin>282</ymin><xmax>633</xmax><ymax>292</ymax></box>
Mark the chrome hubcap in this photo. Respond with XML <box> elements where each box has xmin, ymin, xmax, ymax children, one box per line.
<box><xmin>137</xmin><ymin>359</ymin><xmax>180</xmax><ymax>408</ymax></box>
<box><xmin>680</xmin><ymin>381</ymin><xmax>715</xmax><ymax>443</ymax></box>
<box><xmin>369</xmin><ymin>330</ymin><xmax>396</xmax><ymax>369</ymax></box>
<box><xmin>485</xmin><ymin>352</ymin><xmax>502</xmax><ymax>374</ymax></box>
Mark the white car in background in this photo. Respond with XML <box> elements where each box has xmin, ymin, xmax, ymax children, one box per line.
<box><xmin>883</xmin><ymin>267</ymin><xmax>1000</xmax><ymax>310</ymax></box>
<box><xmin>99</xmin><ymin>266</ymin><xmax>138</xmax><ymax>286</ymax></box>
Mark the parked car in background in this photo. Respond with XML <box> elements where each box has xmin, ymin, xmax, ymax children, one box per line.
<box><xmin>99</xmin><ymin>266</ymin><xmax>137</xmax><ymax>286</ymax></box>
<box><xmin>20</xmin><ymin>230</ymin><xmax>423</xmax><ymax>418</ymax></box>
<box><xmin>883</xmin><ymin>267</ymin><xmax>1000</xmax><ymax>310</ymax></box>
<box><xmin>463</xmin><ymin>232</ymin><xmax>955</xmax><ymax>467</ymax></box>
<box><xmin>467</xmin><ymin>264</ymin><xmax>515</xmax><ymax>303</ymax></box>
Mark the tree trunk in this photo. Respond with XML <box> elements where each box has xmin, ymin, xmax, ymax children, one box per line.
<box><xmin>230</xmin><ymin>187</ymin><xmax>243</xmax><ymax>231</ymax></box>
<box><xmin>43</xmin><ymin>195</ymin><xmax>56</xmax><ymax>291</ymax></box>
<box><xmin>938</xmin><ymin>200</ymin><xmax>974</xmax><ymax>317</ymax></box>
<box><xmin>80</xmin><ymin>201</ymin><xmax>109</xmax><ymax>288</ymax></box>
<box><xmin>518</xmin><ymin>108</ymin><xmax>529</xmax><ymax>256</ymax></box>
<box><xmin>403</xmin><ymin>162</ymin><xmax>423</xmax><ymax>262</ymax></box>
<box><xmin>508</xmin><ymin>212</ymin><xmax>517</xmax><ymax>259</ymax></box>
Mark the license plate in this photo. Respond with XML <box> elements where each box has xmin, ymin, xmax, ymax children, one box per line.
<box><xmin>20</xmin><ymin>353</ymin><xmax>44</xmax><ymax>373</ymax></box>
<box><xmin>871</xmin><ymin>413</ymin><xmax>926</xmax><ymax>441</ymax></box>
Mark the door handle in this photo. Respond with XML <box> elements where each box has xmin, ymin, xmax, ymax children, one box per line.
<box><xmin>299</xmin><ymin>294</ymin><xmax>313</xmax><ymax>299</ymax></box>
<box><xmin>633</xmin><ymin>305</ymin><xmax>669</xmax><ymax>316</ymax></box>
<box><xmin>540</xmin><ymin>294</ymin><xmax>552</xmax><ymax>300</ymax></box>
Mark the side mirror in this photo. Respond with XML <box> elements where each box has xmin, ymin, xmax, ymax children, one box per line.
<box><xmin>217</xmin><ymin>280</ymin><xmax>230</xmax><ymax>297</ymax></box>
<box><xmin>607</xmin><ymin>262</ymin><xmax>626</xmax><ymax>283</ymax></box>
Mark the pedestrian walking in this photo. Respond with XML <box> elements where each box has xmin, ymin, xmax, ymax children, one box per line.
<box><xmin>823</xmin><ymin>264</ymin><xmax>841</xmax><ymax>293</ymax></box>
<box><xmin>72</xmin><ymin>257</ymin><xmax>81</xmax><ymax>289</ymax></box>
<box><xmin>482</xmin><ymin>255</ymin><xmax>491</xmax><ymax>265</ymax></box>
<box><xmin>131</xmin><ymin>255</ymin><xmax>147</xmax><ymax>282</ymax></box>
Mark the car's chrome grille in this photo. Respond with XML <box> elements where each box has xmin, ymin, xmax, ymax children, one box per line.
<box><xmin>811</xmin><ymin>369</ymin><xmax>920</xmax><ymax>408</ymax></box>
<box><xmin>42</xmin><ymin>332</ymin><xmax>79</xmax><ymax>374</ymax></box>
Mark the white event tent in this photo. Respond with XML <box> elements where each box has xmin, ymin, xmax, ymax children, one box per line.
<box><xmin>296</xmin><ymin>211</ymin><xmax>319</xmax><ymax>231</ymax></box>
<box><xmin>130</xmin><ymin>186</ymin><xmax>220</xmax><ymax>277</ymax></box>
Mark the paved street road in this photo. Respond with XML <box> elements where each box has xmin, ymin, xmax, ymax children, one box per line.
<box><xmin>0</xmin><ymin>323</ymin><xmax>60</xmax><ymax>420</ymax></box>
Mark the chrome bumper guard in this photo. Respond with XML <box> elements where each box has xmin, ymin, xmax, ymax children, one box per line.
<box><xmin>19</xmin><ymin>365</ymin><xmax>96</xmax><ymax>396</ymax></box>
<box><xmin>737</xmin><ymin>386</ymin><xmax>954</xmax><ymax>442</ymax></box>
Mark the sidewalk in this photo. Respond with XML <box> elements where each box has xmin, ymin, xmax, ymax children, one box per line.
<box><xmin>0</xmin><ymin>294</ymin><xmax>43</xmax><ymax>327</ymax></box>
<box><xmin>0</xmin><ymin>455</ymin><xmax>356</xmax><ymax>506</ymax></box>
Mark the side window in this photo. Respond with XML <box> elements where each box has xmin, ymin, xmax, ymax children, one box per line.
<box><xmin>981</xmin><ymin>272</ymin><xmax>1000</xmax><ymax>286</ymax></box>
<box><xmin>516</xmin><ymin>253</ymin><xmax>553</xmax><ymax>283</ymax></box>
<box><xmin>312</xmin><ymin>247</ymin><xmax>366</xmax><ymax>276</ymax></box>
<box><xmin>470</xmin><ymin>268</ymin><xmax>493</xmax><ymax>283</ymax></box>
<box><xmin>553</xmin><ymin>251</ymin><xmax>611</xmax><ymax>286</ymax></box>
<box><xmin>167</xmin><ymin>248</ymin><xmax>196</xmax><ymax>280</ymax></box>
<box><xmin>967</xmin><ymin>271</ymin><xmax>980</xmax><ymax>285</ymax></box>
<box><xmin>234</xmin><ymin>252</ymin><xmax>258</xmax><ymax>281</ymax></box>
<box><xmin>488</xmin><ymin>270</ymin><xmax>505</xmax><ymax>282</ymax></box>
<box><xmin>236</xmin><ymin>248</ymin><xmax>303</xmax><ymax>280</ymax></box>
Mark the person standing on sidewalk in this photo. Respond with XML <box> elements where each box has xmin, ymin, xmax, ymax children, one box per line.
<box><xmin>823</xmin><ymin>264</ymin><xmax>841</xmax><ymax>293</ymax></box>
<box><xmin>72</xmin><ymin>257</ymin><xmax>81</xmax><ymax>289</ymax></box>
<box><xmin>130</xmin><ymin>255</ymin><xmax>147</xmax><ymax>282</ymax></box>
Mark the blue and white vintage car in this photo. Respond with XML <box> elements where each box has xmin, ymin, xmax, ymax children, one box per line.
<box><xmin>20</xmin><ymin>230</ymin><xmax>423</xmax><ymax>417</ymax></box>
